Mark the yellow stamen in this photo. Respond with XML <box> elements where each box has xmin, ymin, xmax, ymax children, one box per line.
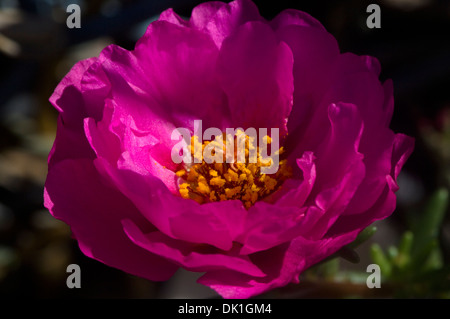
<box><xmin>175</xmin><ymin>169</ymin><xmax>186</xmax><ymax>177</ymax></box>
<box><xmin>176</xmin><ymin>133</ymin><xmax>292</xmax><ymax>209</ymax></box>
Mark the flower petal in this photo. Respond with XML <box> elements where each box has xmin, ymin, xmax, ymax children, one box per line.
<box><xmin>94</xmin><ymin>157</ymin><xmax>244</xmax><ymax>251</ymax></box>
<box><xmin>133</xmin><ymin>20</ymin><xmax>230</xmax><ymax>130</ymax></box>
<box><xmin>217</xmin><ymin>21</ymin><xmax>294</xmax><ymax>137</ymax></box>
<box><xmin>276</xmin><ymin>24</ymin><xmax>339</xmax><ymax>143</ymax></box>
<box><xmin>199</xmin><ymin>0</ymin><xmax>262</xmax><ymax>48</ymax></box>
<box><xmin>198</xmin><ymin>230</ymin><xmax>359</xmax><ymax>299</ymax></box>
<box><xmin>238</xmin><ymin>203</ymin><xmax>306</xmax><ymax>255</ymax></box>
<box><xmin>293</xmin><ymin>103</ymin><xmax>366</xmax><ymax>237</ymax></box>
<box><xmin>50</xmin><ymin>57</ymin><xmax>101</xmax><ymax>122</ymax></box>
<box><xmin>313</xmin><ymin>103</ymin><xmax>365</xmax><ymax>190</ymax></box>
<box><xmin>122</xmin><ymin>219</ymin><xmax>265</xmax><ymax>277</ymax></box>
<box><xmin>327</xmin><ymin>175</ymin><xmax>397</xmax><ymax>237</ymax></box>
<box><xmin>327</xmin><ymin>133</ymin><xmax>414</xmax><ymax>236</ymax></box>
<box><xmin>270</xmin><ymin>9</ymin><xmax>326</xmax><ymax>31</ymax></box>
<box><xmin>342</xmin><ymin>128</ymin><xmax>395</xmax><ymax>215</ymax></box>
<box><xmin>320</xmin><ymin>55</ymin><xmax>386</xmax><ymax>130</ymax></box>
<box><xmin>159</xmin><ymin>8</ymin><xmax>189</xmax><ymax>27</ymax></box>
<box><xmin>190</xmin><ymin>1</ymin><xmax>227</xmax><ymax>30</ymax></box>
<box><xmin>276</xmin><ymin>151</ymin><xmax>316</xmax><ymax>206</ymax></box>
<box><xmin>44</xmin><ymin>159</ymin><xmax>178</xmax><ymax>281</ymax></box>
<box><xmin>236</xmin><ymin>152</ymin><xmax>317</xmax><ymax>255</ymax></box>
<box><xmin>48</xmin><ymin>58</ymin><xmax>110</xmax><ymax>166</ymax></box>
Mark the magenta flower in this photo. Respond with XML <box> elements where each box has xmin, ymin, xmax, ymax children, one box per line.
<box><xmin>44</xmin><ymin>0</ymin><xmax>414</xmax><ymax>298</ymax></box>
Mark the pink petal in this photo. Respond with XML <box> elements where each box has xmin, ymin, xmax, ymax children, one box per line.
<box><xmin>276</xmin><ymin>24</ymin><xmax>339</xmax><ymax>149</ymax></box>
<box><xmin>48</xmin><ymin>116</ymin><xmax>96</xmax><ymax>166</ymax></box>
<box><xmin>217</xmin><ymin>21</ymin><xmax>294</xmax><ymax>137</ymax></box>
<box><xmin>200</xmin><ymin>0</ymin><xmax>262</xmax><ymax>48</ymax></box>
<box><xmin>276</xmin><ymin>151</ymin><xmax>316</xmax><ymax>207</ymax></box>
<box><xmin>327</xmin><ymin>133</ymin><xmax>414</xmax><ymax>236</ymax></box>
<box><xmin>50</xmin><ymin>57</ymin><xmax>98</xmax><ymax>120</ymax></box>
<box><xmin>190</xmin><ymin>1</ymin><xmax>227</xmax><ymax>30</ymax></box>
<box><xmin>270</xmin><ymin>9</ymin><xmax>326</xmax><ymax>31</ymax></box>
<box><xmin>84</xmin><ymin>99</ymin><xmax>179</xmax><ymax>193</ymax></box>
<box><xmin>94</xmin><ymin>157</ymin><xmax>245</xmax><ymax>251</ymax></box>
<box><xmin>293</xmin><ymin>103</ymin><xmax>366</xmax><ymax>237</ymax></box>
<box><xmin>133</xmin><ymin>20</ymin><xmax>230</xmax><ymax>130</ymax></box>
<box><xmin>158</xmin><ymin>8</ymin><xmax>189</xmax><ymax>27</ymax></box>
<box><xmin>391</xmin><ymin>133</ymin><xmax>415</xmax><ymax>179</ymax></box>
<box><xmin>327</xmin><ymin>175</ymin><xmax>398</xmax><ymax>236</ymax></box>
<box><xmin>236</xmin><ymin>152</ymin><xmax>318</xmax><ymax>254</ymax></box>
<box><xmin>44</xmin><ymin>159</ymin><xmax>178</xmax><ymax>281</ymax></box>
<box><xmin>343</xmin><ymin>128</ymin><xmax>395</xmax><ymax>215</ymax></box>
<box><xmin>313</xmin><ymin>103</ymin><xmax>365</xmax><ymax>189</ymax></box>
<box><xmin>48</xmin><ymin>58</ymin><xmax>110</xmax><ymax>166</ymax></box>
<box><xmin>238</xmin><ymin>203</ymin><xmax>307</xmax><ymax>255</ymax></box>
<box><xmin>122</xmin><ymin>219</ymin><xmax>265</xmax><ymax>277</ymax></box>
<box><xmin>84</xmin><ymin>101</ymin><xmax>121</xmax><ymax>164</ymax></box>
<box><xmin>303</xmin><ymin>161</ymin><xmax>365</xmax><ymax>238</ymax></box>
<box><xmin>199</xmin><ymin>230</ymin><xmax>359</xmax><ymax>299</ymax></box>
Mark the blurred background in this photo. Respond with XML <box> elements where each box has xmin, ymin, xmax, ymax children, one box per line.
<box><xmin>0</xmin><ymin>0</ymin><xmax>449</xmax><ymax>299</ymax></box>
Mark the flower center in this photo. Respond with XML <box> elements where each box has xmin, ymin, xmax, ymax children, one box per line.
<box><xmin>176</xmin><ymin>130</ymin><xmax>292</xmax><ymax>209</ymax></box>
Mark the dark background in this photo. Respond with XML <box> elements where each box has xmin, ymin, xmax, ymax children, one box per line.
<box><xmin>0</xmin><ymin>0</ymin><xmax>449</xmax><ymax>298</ymax></box>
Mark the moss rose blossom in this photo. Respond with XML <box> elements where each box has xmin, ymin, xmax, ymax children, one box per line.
<box><xmin>44</xmin><ymin>0</ymin><xmax>414</xmax><ymax>298</ymax></box>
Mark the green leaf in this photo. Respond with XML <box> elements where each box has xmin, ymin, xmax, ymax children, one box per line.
<box><xmin>370</xmin><ymin>243</ymin><xmax>392</xmax><ymax>278</ymax></box>
<box><xmin>348</xmin><ymin>225</ymin><xmax>377</xmax><ymax>249</ymax></box>
<box><xmin>424</xmin><ymin>245</ymin><xmax>443</xmax><ymax>271</ymax></box>
<box><xmin>387</xmin><ymin>245</ymin><xmax>398</xmax><ymax>262</ymax></box>
<box><xmin>315</xmin><ymin>258</ymin><xmax>340</xmax><ymax>279</ymax></box>
<box><xmin>336</xmin><ymin>246</ymin><xmax>360</xmax><ymax>264</ymax></box>
<box><xmin>398</xmin><ymin>231</ymin><xmax>414</xmax><ymax>257</ymax></box>
<box><xmin>396</xmin><ymin>231</ymin><xmax>413</xmax><ymax>269</ymax></box>
<box><xmin>411</xmin><ymin>239</ymin><xmax>439</xmax><ymax>272</ymax></box>
<box><xmin>412</xmin><ymin>188</ymin><xmax>448</xmax><ymax>256</ymax></box>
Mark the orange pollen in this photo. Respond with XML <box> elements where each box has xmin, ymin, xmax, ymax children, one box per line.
<box><xmin>175</xmin><ymin>131</ymin><xmax>292</xmax><ymax>209</ymax></box>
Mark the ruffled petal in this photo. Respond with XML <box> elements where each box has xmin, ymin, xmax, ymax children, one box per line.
<box><xmin>270</xmin><ymin>9</ymin><xmax>326</xmax><ymax>31</ymax></box>
<box><xmin>313</xmin><ymin>103</ymin><xmax>365</xmax><ymax>189</ymax></box>
<box><xmin>391</xmin><ymin>133</ymin><xmax>415</xmax><ymax>179</ymax></box>
<box><xmin>319</xmin><ymin>55</ymin><xmax>386</xmax><ymax>130</ymax></box>
<box><xmin>158</xmin><ymin>8</ymin><xmax>189</xmax><ymax>27</ymax></box>
<box><xmin>50</xmin><ymin>57</ymin><xmax>100</xmax><ymax>121</ymax></box>
<box><xmin>301</xmin><ymin>161</ymin><xmax>365</xmax><ymax>238</ymax></box>
<box><xmin>133</xmin><ymin>20</ymin><xmax>230</xmax><ymax>130</ymax></box>
<box><xmin>235</xmin><ymin>152</ymin><xmax>316</xmax><ymax>255</ymax></box>
<box><xmin>97</xmin><ymin>44</ymin><xmax>179</xmax><ymax>135</ymax></box>
<box><xmin>198</xmin><ymin>230</ymin><xmax>359</xmax><ymax>299</ymax></box>
<box><xmin>190</xmin><ymin>1</ymin><xmax>227</xmax><ymax>30</ymax></box>
<box><xmin>217</xmin><ymin>21</ymin><xmax>294</xmax><ymax>137</ymax></box>
<box><xmin>48</xmin><ymin>58</ymin><xmax>110</xmax><ymax>166</ymax></box>
<box><xmin>84</xmin><ymin>101</ymin><xmax>121</xmax><ymax>164</ymax></box>
<box><xmin>122</xmin><ymin>219</ymin><xmax>265</xmax><ymax>277</ymax></box>
<box><xmin>84</xmin><ymin>99</ymin><xmax>179</xmax><ymax>193</ymax></box>
<box><xmin>94</xmin><ymin>157</ymin><xmax>247</xmax><ymax>251</ymax></box>
<box><xmin>343</xmin><ymin>128</ymin><xmax>395</xmax><ymax>215</ymax></box>
<box><xmin>291</xmin><ymin>103</ymin><xmax>365</xmax><ymax>237</ymax></box>
<box><xmin>44</xmin><ymin>159</ymin><xmax>178</xmax><ymax>281</ymax></box>
<box><xmin>48</xmin><ymin>115</ymin><xmax>96</xmax><ymax>166</ymax></box>
<box><xmin>238</xmin><ymin>203</ymin><xmax>306</xmax><ymax>255</ymax></box>
<box><xmin>327</xmin><ymin>133</ymin><xmax>414</xmax><ymax>236</ymax></box>
<box><xmin>276</xmin><ymin>151</ymin><xmax>316</xmax><ymax>206</ymax></box>
<box><xmin>199</xmin><ymin>0</ymin><xmax>262</xmax><ymax>48</ymax></box>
